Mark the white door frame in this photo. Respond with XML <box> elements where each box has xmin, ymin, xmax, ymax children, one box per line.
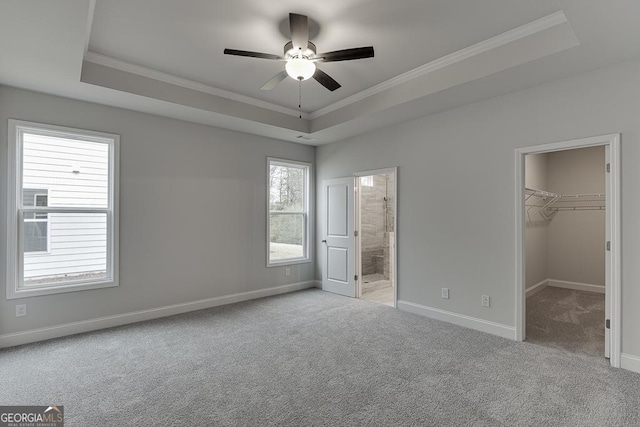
<box><xmin>354</xmin><ymin>167</ymin><xmax>398</xmax><ymax>308</ymax></box>
<box><xmin>515</xmin><ymin>134</ymin><xmax>621</xmax><ymax>368</ymax></box>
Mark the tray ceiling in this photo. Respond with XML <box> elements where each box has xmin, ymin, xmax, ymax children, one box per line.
<box><xmin>1</xmin><ymin>1</ymin><xmax>640</xmax><ymax>144</ymax></box>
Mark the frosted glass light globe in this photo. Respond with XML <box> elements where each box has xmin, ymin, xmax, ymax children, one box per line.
<box><xmin>285</xmin><ymin>58</ymin><xmax>316</xmax><ymax>81</ymax></box>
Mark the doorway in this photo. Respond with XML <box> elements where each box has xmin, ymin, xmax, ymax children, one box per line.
<box><xmin>321</xmin><ymin>168</ymin><xmax>398</xmax><ymax>308</ymax></box>
<box><xmin>356</xmin><ymin>171</ymin><xmax>396</xmax><ymax>307</ymax></box>
<box><xmin>516</xmin><ymin>134</ymin><xmax>620</xmax><ymax>367</ymax></box>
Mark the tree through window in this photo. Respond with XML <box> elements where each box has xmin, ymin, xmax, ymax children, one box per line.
<box><xmin>268</xmin><ymin>159</ymin><xmax>310</xmax><ymax>265</ymax></box>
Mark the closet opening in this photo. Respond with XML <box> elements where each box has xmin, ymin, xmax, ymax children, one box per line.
<box><xmin>355</xmin><ymin>170</ymin><xmax>396</xmax><ymax>307</ymax></box>
<box><xmin>516</xmin><ymin>134</ymin><xmax>620</xmax><ymax>368</ymax></box>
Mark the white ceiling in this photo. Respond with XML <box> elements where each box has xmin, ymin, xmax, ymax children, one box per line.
<box><xmin>1</xmin><ymin>1</ymin><xmax>640</xmax><ymax>145</ymax></box>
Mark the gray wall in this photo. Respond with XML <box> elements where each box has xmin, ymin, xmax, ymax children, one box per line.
<box><xmin>547</xmin><ymin>147</ymin><xmax>605</xmax><ymax>286</ymax></box>
<box><xmin>524</xmin><ymin>153</ymin><xmax>548</xmax><ymax>289</ymax></box>
<box><xmin>0</xmin><ymin>86</ymin><xmax>315</xmax><ymax>336</ymax></box>
<box><xmin>316</xmin><ymin>58</ymin><xmax>640</xmax><ymax>359</ymax></box>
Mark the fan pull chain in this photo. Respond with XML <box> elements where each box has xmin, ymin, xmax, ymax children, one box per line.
<box><xmin>298</xmin><ymin>80</ymin><xmax>302</xmax><ymax>119</ymax></box>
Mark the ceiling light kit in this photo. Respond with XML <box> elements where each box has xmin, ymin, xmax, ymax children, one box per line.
<box><xmin>224</xmin><ymin>13</ymin><xmax>374</xmax><ymax>116</ymax></box>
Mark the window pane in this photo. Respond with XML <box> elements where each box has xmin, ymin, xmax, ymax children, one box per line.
<box><xmin>23</xmin><ymin>188</ymin><xmax>48</xmax><ymax>220</ymax></box>
<box><xmin>22</xmin><ymin>213</ymin><xmax>108</xmax><ymax>287</ymax></box>
<box><xmin>24</xmin><ymin>222</ymin><xmax>48</xmax><ymax>252</ymax></box>
<box><xmin>22</xmin><ymin>133</ymin><xmax>109</xmax><ymax>208</ymax></box>
<box><xmin>269</xmin><ymin>165</ymin><xmax>304</xmax><ymax>212</ymax></box>
<box><xmin>269</xmin><ymin>213</ymin><xmax>304</xmax><ymax>261</ymax></box>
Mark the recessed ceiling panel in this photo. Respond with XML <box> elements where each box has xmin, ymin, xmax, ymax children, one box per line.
<box><xmin>88</xmin><ymin>0</ymin><xmax>560</xmax><ymax>112</ymax></box>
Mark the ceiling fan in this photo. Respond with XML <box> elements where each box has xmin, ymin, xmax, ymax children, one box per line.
<box><xmin>224</xmin><ymin>13</ymin><xmax>374</xmax><ymax>92</ymax></box>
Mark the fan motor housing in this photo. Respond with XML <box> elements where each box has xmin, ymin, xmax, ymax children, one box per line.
<box><xmin>284</xmin><ymin>41</ymin><xmax>317</xmax><ymax>59</ymax></box>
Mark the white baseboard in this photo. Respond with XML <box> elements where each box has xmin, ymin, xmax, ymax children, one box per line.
<box><xmin>0</xmin><ymin>281</ymin><xmax>316</xmax><ymax>349</ymax></box>
<box><xmin>526</xmin><ymin>279</ymin><xmax>548</xmax><ymax>297</ymax></box>
<box><xmin>313</xmin><ymin>280</ymin><xmax>322</xmax><ymax>288</ymax></box>
<box><xmin>621</xmin><ymin>353</ymin><xmax>640</xmax><ymax>374</ymax></box>
<box><xmin>548</xmin><ymin>279</ymin><xmax>605</xmax><ymax>294</ymax></box>
<box><xmin>397</xmin><ymin>300</ymin><xmax>516</xmax><ymax>340</ymax></box>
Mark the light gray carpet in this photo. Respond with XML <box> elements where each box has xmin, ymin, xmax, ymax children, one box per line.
<box><xmin>526</xmin><ymin>287</ymin><xmax>605</xmax><ymax>357</ymax></box>
<box><xmin>1</xmin><ymin>289</ymin><xmax>639</xmax><ymax>426</ymax></box>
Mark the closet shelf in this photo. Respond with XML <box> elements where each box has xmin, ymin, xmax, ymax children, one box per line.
<box><xmin>525</xmin><ymin>187</ymin><xmax>605</xmax><ymax>222</ymax></box>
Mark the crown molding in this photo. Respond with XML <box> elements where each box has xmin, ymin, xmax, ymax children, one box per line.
<box><xmin>309</xmin><ymin>11</ymin><xmax>570</xmax><ymax>120</ymax></box>
<box><xmin>83</xmin><ymin>51</ymin><xmax>312</xmax><ymax>120</ymax></box>
<box><xmin>84</xmin><ymin>11</ymin><xmax>570</xmax><ymax>130</ymax></box>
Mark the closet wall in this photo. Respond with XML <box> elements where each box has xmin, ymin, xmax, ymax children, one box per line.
<box><xmin>525</xmin><ymin>146</ymin><xmax>605</xmax><ymax>292</ymax></box>
<box><xmin>525</xmin><ymin>153</ymin><xmax>549</xmax><ymax>289</ymax></box>
<box><xmin>547</xmin><ymin>147</ymin><xmax>605</xmax><ymax>288</ymax></box>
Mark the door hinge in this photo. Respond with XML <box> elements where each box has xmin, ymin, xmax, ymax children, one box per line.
<box><xmin>606</xmin><ymin>241</ymin><xmax>611</xmax><ymax>251</ymax></box>
<box><xmin>606</xmin><ymin>319</ymin><xmax>610</xmax><ymax>329</ymax></box>
<box><xmin>354</xmin><ymin>275</ymin><xmax>358</xmax><ymax>281</ymax></box>
<box><xmin>606</xmin><ymin>163</ymin><xmax>610</xmax><ymax>173</ymax></box>
<box><xmin>354</xmin><ymin>230</ymin><xmax>358</xmax><ymax>237</ymax></box>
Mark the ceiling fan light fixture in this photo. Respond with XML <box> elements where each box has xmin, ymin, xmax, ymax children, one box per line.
<box><xmin>285</xmin><ymin>57</ymin><xmax>316</xmax><ymax>81</ymax></box>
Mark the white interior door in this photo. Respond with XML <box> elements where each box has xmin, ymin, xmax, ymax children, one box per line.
<box><xmin>605</xmin><ymin>145</ymin><xmax>611</xmax><ymax>358</ymax></box>
<box><xmin>322</xmin><ymin>177</ymin><xmax>355</xmax><ymax>297</ymax></box>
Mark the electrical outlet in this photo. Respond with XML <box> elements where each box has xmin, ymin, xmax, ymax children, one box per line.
<box><xmin>15</xmin><ymin>304</ymin><xmax>27</xmax><ymax>317</ymax></box>
<box><xmin>481</xmin><ymin>295</ymin><xmax>490</xmax><ymax>307</ymax></box>
<box><xmin>441</xmin><ymin>288</ymin><xmax>449</xmax><ymax>299</ymax></box>
<box><xmin>285</xmin><ymin>267</ymin><xmax>291</xmax><ymax>277</ymax></box>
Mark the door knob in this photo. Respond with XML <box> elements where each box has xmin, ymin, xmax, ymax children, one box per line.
<box><xmin>322</xmin><ymin>240</ymin><xmax>327</xmax><ymax>243</ymax></box>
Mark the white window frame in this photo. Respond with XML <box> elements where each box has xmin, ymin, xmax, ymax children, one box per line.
<box><xmin>267</xmin><ymin>157</ymin><xmax>311</xmax><ymax>267</ymax></box>
<box><xmin>23</xmin><ymin>188</ymin><xmax>51</xmax><ymax>254</ymax></box>
<box><xmin>6</xmin><ymin>120</ymin><xmax>120</xmax><ymax>299</ymax></box>
<box><xmin>360</xmin><ymin>176</ymin><xmax>374</xmax><ymax>187</ymax></box>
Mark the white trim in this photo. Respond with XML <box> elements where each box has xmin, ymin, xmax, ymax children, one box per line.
<box><xmin>266</xmin><ymin>157</ymin><xmax>312</xmax><ymax>267</ymax></box>
<box><xmin>6</xmin><ymin>119</ymin><xmax>120</xmax><ymax>300</ymax></box>
<box><xmin>83</xmin><ymin>51</ymin><xmax>311</xmax><ymax>120</ymax></box>
<box><xmin>398</xmin><ymin>300</ymin><xmax>516</xmax><ymax>340</ymax></box>
<box><xmin>525</xmin><ymin>279</ymin><xmax>548</xmax><ymax>297</ymax></box>
<box><xmin>620</xmin><ymin>353</ymin><xmax>640</xmax><ymax>374</ymax></box>
<box><xmin>526</xmin><ymin>279</ymin><xmax>605</xmax><ymax>296</ymax></box>
<box><xmin>0</xmin><ymin>281</ymin><xmax>316</xmax><ymax>349</ymax></box>
<box><xmin>547</xmin><ymin>279</ymin><xmax>605</xmax><ymax>294</ymax></box>
<box><xmin>310</xmin><ymin>11</ymin><xmax>568</xmax><ymax>119</ymax></box>
<box><xmin>515</xmin><ymin>133</ymin><xmax>621</xmax><ymax>368</ymax></box>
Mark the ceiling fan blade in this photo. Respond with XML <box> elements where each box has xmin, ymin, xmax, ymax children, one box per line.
<box><xmin>289</xmin><ymin>13</ymin><xmax>309</xmax><ymax>52</ymax></box>
<box><xmin>317</xmin><ymin>46</ymin><xmax>374</xmax><ymax>62</ymax></box>
<box><xmin>224</xmin><ymin>49</ymin><xmax>284</xmax><ymax>61</ymax></box>
<box><xmin>260</xmin><ymin>70</ymin><xmax>289</xmax><ymax>91</ymax></box>
<box><xmin>313</xmin><ymin>68</ymin><xmax>341</xmax><ymax>91</ymax></box>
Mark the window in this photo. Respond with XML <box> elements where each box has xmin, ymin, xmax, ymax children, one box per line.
<box><xmin>268</xmin><ymin>158</ymin><xmax>310</xmax><ymax>266</ymax></box>
<box><xmin>7</xmin><ymin>120</ymin><xmax>119</xmax><ymax>298</ymax></box>
<box><xmin>360</xmin><ymin>176</ymin><xmax>374</xmax><ymax>187</ymax></box>
<box><xmin>23</xmin><ymin>189</ymin><xmax>50</xmax><ymax>253</ymax></box>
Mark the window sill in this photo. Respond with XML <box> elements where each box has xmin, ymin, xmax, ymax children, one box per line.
<box><xmin>267</xmin><ymin>258</ymin><xmax>311</xmax><ymax>268</ymax></box>
<box><xmin>7</xmin><ymin>278</ymin><xmax>118</xmax><ymax>300</ymax></box>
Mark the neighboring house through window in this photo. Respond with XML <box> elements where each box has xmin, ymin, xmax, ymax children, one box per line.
<box><xmin>7</xmin><ymin>120</ymin><xmax>119</xmax><ymax>298</ymax></box>
<box><xmin>267</xmin><ymin>158</ymin><xmax>310</xmax><ymax>266</ymax></box>
<box><xmin>23</xmin><ymin>189</ymin><xmax>49</xmax><ymax>253</ymax></box>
